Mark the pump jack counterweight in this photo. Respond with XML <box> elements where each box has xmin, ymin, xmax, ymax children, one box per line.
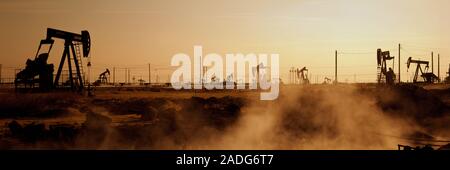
<box><xmin>15</xmin><ymin>28</ymin><xmax>91</xmax><ymax>92</ymax></box>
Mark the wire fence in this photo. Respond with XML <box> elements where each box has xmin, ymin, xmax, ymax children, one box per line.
<box><xmin>1</xmin><ymin>43</ymin><xmax>447</xmax><ymax>86</ymax></box>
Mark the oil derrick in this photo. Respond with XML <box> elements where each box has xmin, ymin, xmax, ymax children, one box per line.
<box><xmin>377</xmin><ymin>49</ymin><xmax>396</xmax><ymax>85</ymax></box>
<box><xmin>406</xmin><ymin>57</ymin><xmax>439</xmax><ymax>83</ymax></box>
<box><xmin>15</xmin><ymin>28</ymin><xmax>91</xmax><ymax>92</ymax></box>
<box><xmin>93</xmin><ymin>69</ymin><xmax>110</xmax><ymax>86</ymax></box>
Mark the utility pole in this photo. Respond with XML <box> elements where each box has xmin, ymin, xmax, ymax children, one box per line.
<box><xmin>156</xmin><ymin>69</ymin><xmax>159</xmax><ymax>84</ymax></box>
<box><xmin>154</xmin><ymin>69</ymin><xmax>158</xmax><ymax>84</ymax></box>
<box><xmin>438</xmin><ymin>54</ymin><xmax>440</xmax><ymax>82</ymax></box>
<box><xmin>398</xmin><ymin>44</ymin><xmax>401</xmax><ymax>83</ymax></box>
<box><xmin>113</xmin><ymin>67</ymin><xmax>115</xmax><ymax>85</ymax></box>
<box><xmin>292</xmin><ymin>68</ymin><xmax>295</xmax><ymax>84</ymax></box>
<box><xmin>200</xmin><ymin>55</ymin><xmax>203</xmax><ymax>85</ymax></box>
<box><xmin>293</xmin><ymin>68</ymin><xmax>296</xmax><ymax>84</ymax></box>
<box><xmin>291</xmin><ymin>67</ymin><xmax>295</xmax><ymax>84</ymax></box>
<box><xmin>288</xmin><ymin>69</ymin><xmax>290</xmax><ymax>84</ymax></box>
<box><xmin>203</xmin><ymin>66</ymin><xmax>208</xmax><ymax>83</ymax></box>
<box><xmin>431</xmin><ymin>52</ymin><xmax>434</xmax><ymax>74</ymax></box>
<box><xmin>0</xmin><ymin>64</ymin><xmax>2</xmax><ymax>84</ymax></box>
<box><xmin>148</xmin><ymin>63</ymin><xmax>151</xmax><ymax>85</ymax></box>
<box><xmin>393</xmin><ymin>55</ymin><xmax>395</xmax><ymax>72</ymax></box>
<box><xmin>289</xmin><ymin>69</ymin><xmax>291</xmax><ymax>84</ymax></box>
<box><xmin>291</xmin><ymin>68</ymin><xmax>294</xmax><ymax>84</ymax></box>
<box><xmin>294</xmin><ymin>68</ymin><xmax>297</xmax><ymax>84</ymax></box>
<box><xmin>292</xmin><ymin>68</ymin><xmax>294</xmax><ymax>84</ymax></box>
<box><xmin>335</xmin><ymin>50</ymin><xmax>338</xmax><ymax>84</ymax></box>
<box><xmin>125</xmin><ymin>68</ymin><xmax>127</xmax><ymax>84</ymax></box>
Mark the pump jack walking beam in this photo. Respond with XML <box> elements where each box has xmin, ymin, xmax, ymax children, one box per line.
<box><xmin>44</xmin><ymin>28</ymin><xmax>91</xmax><ymax>91</ymax></box>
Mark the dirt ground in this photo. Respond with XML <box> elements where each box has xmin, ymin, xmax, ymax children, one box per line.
<box><xmin>0</xmin><ymin>83</ymin><xmax>449</xmax><ymax>150</ymax></box>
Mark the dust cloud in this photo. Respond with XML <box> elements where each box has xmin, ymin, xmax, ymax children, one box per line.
<box><xmin>86</xmin><ymin>85</ymin><xmax>448</xmax><ymax>149</ymax></box>
<box><xmin>214</xmin><ymin>85</ymin><xmax>422</xmax><ymax>150</ymax></box>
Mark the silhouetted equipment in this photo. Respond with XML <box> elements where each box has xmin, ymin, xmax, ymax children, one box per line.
<box><xmin>15</xmin><ymin>53</ymin><xmax>54</xmax><ymax>90</ymax></box>
<box><xmin>252</xmin><ymin>63</ymin><xmax>269</xmax><ymax>84</ymax></box>
<box><xmin>407</xmin><ymin>57</ymin><xmax>439</xmax><ymax>83</ymax></box>
<box><xmin>138</xmin><ymin>78</ymin><xmax>146</xmax><ymax>85</ymax></box>
<box><xmin>398</xmin><ymin>144</ymin><xmax>434</xmax><ymax>150</ymax></box>
<box><xmin>297</xmin><ymin>67</ymin><xmax>310</xmax><ymax>84</ymax></box>
<box><xmin>211</xmin><ymin>74</ymin><xmax>217</xmax><ymax>82</ymax></box>
<box><xmin>16</xmin><ymin>28</ymin><xmax>91</xmax><ymax>92</ymax></box>
<box><xmin>323</xmin><ymin>77</ymin><xmax>332</xmax><ymax>84</ymax></box>
<box><xmin>93</xmin><ymin>69</ymin><xmax>110</xmax><ymax>86</ymax></box>
<box><xmin>222</xmin><ymin>74</ymin><xmax>237</xmax><ymax>87</ymax></box>
<box><xmin>377</xmin><ymin>49</ymin><xmax>396</xmax><ymax>85</ymax></box>
<box><xmin>252</xmin><ymin>63</ymin><xmax>269</xmax><ymax>81</ymax></box>
<box><xmin>289</xmin><ymin>67</ymin><xmax>310</xmax><ymax>85</ymax></box>
<box><xmin>51</xmin><ymin>28</ymin><xmax>91</xmax><ymax>91</ymax></box>
<box><xmin>445</xmin><ymin>64</ymin><xmax>450</xmax><ymax>83</ymax></box>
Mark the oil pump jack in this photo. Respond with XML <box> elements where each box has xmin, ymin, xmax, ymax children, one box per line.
<box><xmin>323</xmin><ymin>77</ymin><xmax>332</xmax><ymax>84</ymax></box>
<box><xmin>377</xmin><ymin>49</ymin><xmax>396</xmax><ymax>85</ymax></box>
<box><xmin>297</xmin><ymin>67</ymin><xmax>310</xmax><ymax>85</ymax></box>
<box><xmin>289</xmin><ymin>67</ymin><xmax>310</xmax><ymax>85</ymax></box>
<box><xmin>252</xmin><ymin>62</ymin><xmax>270</xmax><ymax>85</ymax></box>
<box><xmin>406</xmin><ymin>57</ymin><xmax>439</xmax><ymax>83</ymax></box>
<box><xmin>15</xmin><ymin>28</ymin><xmax>91</xmax><ymax>91</ymax></box>
<box><xmin>93</xmin><ymin>69</ymin><xmax>110</xmax><ymax>86</ymax></box>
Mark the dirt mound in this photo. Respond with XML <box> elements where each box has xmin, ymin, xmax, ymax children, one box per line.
<box><xmin>6</xmin><ymin>120</ymin><xmax>80</xmax><ymax>147</ymax></box>
<box><xmin>372</xmin><ymin>84</ymin><xmax>447</xmax><ymax>119</ymax></box>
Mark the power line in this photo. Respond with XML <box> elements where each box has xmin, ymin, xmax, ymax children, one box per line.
<box><xmin>402</xmin><ymin>43</ymin><xmax>448</xmax><ymax>51</ymax></box>
<box><xmin>401</xmin><ymin>47</ymin><xmax>429</xmax><ymax>57</ymax></box>
<box><xmin>339</xmin><ymin>51</ymin><xmax>373</xmax><ymax>55</ymax></box>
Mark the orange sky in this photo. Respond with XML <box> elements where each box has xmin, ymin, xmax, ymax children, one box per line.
<box><xmin>0</xmin><ymin>0</ymin><xmax>449</xmax><ymax>83</ymax></box>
